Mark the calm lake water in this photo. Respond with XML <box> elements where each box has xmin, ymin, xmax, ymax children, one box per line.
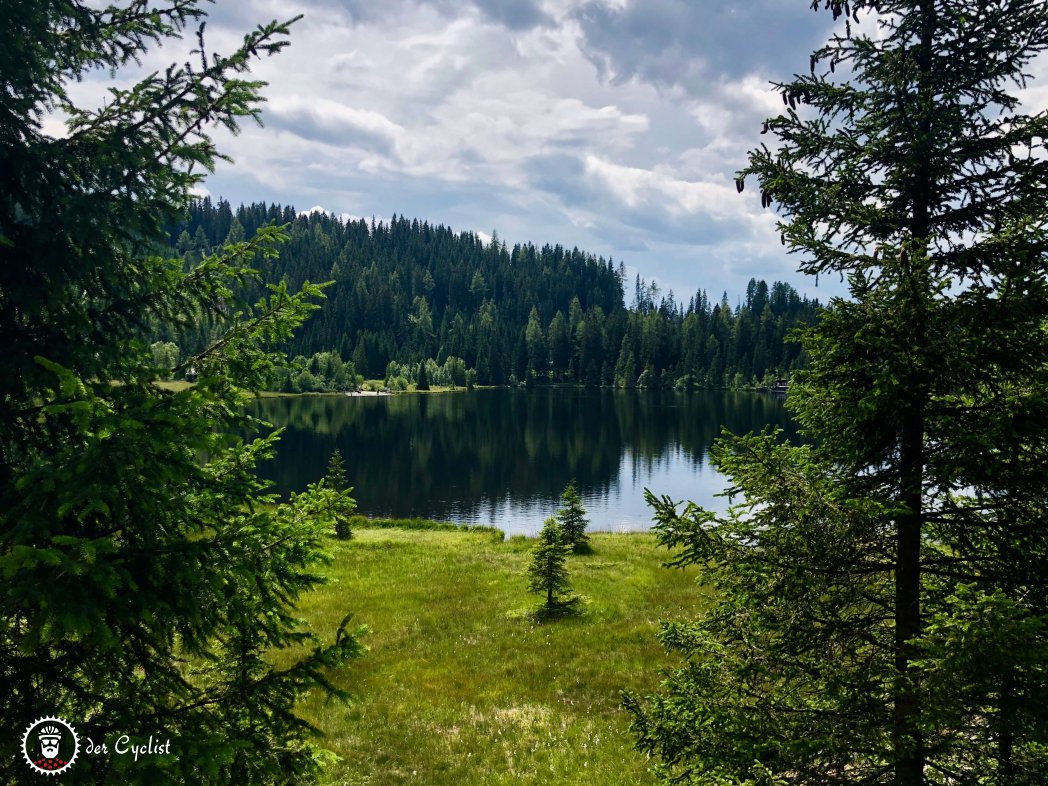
<box><xmin>250</xmin><ymin>389</ymin><xmax>797</xmax><ymax>536</ymax></box>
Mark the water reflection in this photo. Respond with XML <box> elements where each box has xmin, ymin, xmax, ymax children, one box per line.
<box><xmin>249</xmin><ymin>389</ymin><xmax>797</xmax><ymax>535</ymax></box>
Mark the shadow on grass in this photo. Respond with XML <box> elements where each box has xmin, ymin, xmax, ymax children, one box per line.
<box><xmin>531</xmin><ymin>595</ymin><xmax>584</xmax><ymax>622</ymax></box>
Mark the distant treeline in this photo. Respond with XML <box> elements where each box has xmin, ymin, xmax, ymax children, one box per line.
<box><xmin>163</xmin><ymin>199</ymin><xmax>820</xmax><ymax>388</ymax></box>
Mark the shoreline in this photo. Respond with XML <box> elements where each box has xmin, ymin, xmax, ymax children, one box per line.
<box><xmin>344</xmin><ymin>514</ymin><xmax>658</xmax><ymax>541</ymax></box>
<box><xmin>156</xmin><ymin>381</ymin><xmax>786</xmax><ymax>398</ymax></box>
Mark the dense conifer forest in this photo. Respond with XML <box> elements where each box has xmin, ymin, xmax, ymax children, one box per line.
<box><xmin>165</xmin><ymin>199</ymin><xmax>820</xmax><ymax>390</ymax></box>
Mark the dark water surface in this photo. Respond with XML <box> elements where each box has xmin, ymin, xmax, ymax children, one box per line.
<box><xmin>250</xmin><ymin>388</ymin><xmax>797</xmax><ymax>536</ymax></box>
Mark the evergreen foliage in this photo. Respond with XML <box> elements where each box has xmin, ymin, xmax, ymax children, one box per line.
<box><xmin>628</xmin><ymin>2</ymin><xmax>1048</xmax><ymax>785</ymax></box>
<box><xmin>556</xmin><ymin>481</ymin><xmax>589</xmax><ymax>552</ymax></box>
<box><xmin>166</xmin><ymin>202</ymin><xmax>821</xmax><ymax>388</ymax></box>
<box><xmin>526</xmin><ymin>518</ymin><xmax>574</xmax><ymax>614</ymax></box>
<box><xmin>326</xmin><ymin>449</ymin><xmax>355</xmax><ymax>540</ymax></box>
<box><xmin>0</xmin><ymin>4</ymin><xmax>363</xmax><ymax>783</ymax></box>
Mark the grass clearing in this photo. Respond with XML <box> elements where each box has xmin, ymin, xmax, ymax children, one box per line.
<box><xmin>289</xmin><ymin>528</ymin><xmax>705</xmax><ymax>785</ymax></box>
<box><xmin>151</xmin><ymin>379</ymin><xmax>194</xmax><ymax>392</ymax></box>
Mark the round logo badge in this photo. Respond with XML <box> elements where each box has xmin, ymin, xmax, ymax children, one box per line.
<box><xmin>21</xmin><ymin>716</ymin><xmax>79</xmax><ymax>775</ymax></box>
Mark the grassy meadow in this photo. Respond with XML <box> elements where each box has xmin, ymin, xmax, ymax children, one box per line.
<box><xmin>289</xmin><ymin>527</ymin><xmax>706</xmax><ymax>785</ymax></box>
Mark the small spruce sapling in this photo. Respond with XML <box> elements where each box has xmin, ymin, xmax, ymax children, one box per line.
<box><xmin>556</xmin><ymin>480</ymin><xmax>589</xmax><ymax>552</ymax></box>
<box><xmin>325</xmin><ymin>448</ymin><xmax>355</xmax><ymax>539</ymax></box>
<box><xmin>527</xmin><ymin>517</ymin><xmax>574</xmax><ymax>615</ymax></box>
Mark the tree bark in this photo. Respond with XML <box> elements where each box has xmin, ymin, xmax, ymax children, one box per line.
<box><xmin>892</xmin><ymin>5</ymin><xmax>935</xmax><ymax>783</ymax></box>
<box><xmin>895</xmin><ymin>410</ymin><xmax>925</xmax><ymax>786</ymax></box>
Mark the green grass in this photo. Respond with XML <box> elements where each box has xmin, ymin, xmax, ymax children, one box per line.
<box><xmin>344</xmin><ymin>515</ymin><xmax>504</xmax><ymax>539</ymax></box>
<box><xmin>290</xmin><ymin>527</ymin><xmax>706</xmax><ymax>785</ymax></box>
<box><xmin>152</xmin><ymin>379</ymin><xmax>194</xmax><ymax>392</ymax></box>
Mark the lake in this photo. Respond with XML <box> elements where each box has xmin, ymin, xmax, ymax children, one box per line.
<box><xmin>250</xmin><ymin>388</ymin><xmax>797</xmax><ymax>536</ymax></box>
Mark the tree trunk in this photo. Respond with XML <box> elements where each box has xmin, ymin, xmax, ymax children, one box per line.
<box><xmin>895</xmin><ymin>409</ymin><xmax>925</xmax><ymax>786</ymax></box>
<box><xmin>998</xmin><ymin>677</ymin><xmax>1016</xmax><ymax>784</ymax></box>
<box><xmin>546</xmin><ymin>551</ymin><xmax>554</xmax><ymax>609</ymax></box>
<box><xmin>893</xmin><ymin>6</ymin><xmax>935</xmax><ymax>782</ymax></box>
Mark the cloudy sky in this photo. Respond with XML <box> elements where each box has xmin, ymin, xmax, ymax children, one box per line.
<box><xmin>65</xmin><ymin>1</ymin><xmax>1048</xmax><ymax>303</ymax></box>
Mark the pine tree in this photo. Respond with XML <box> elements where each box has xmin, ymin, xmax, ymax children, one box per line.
<box><xmin>526</xmin><ymin>518</ymin><xmax>574</xmax><ymax>614</ymax></box>
<box><xmin>628</xmin><ymin>2</ymin><xmax>1048</xmax><ymax>785</ymax></box>
<box><xmin>548</xmin><ymin>310</ymin><xmax>571</xmax><ymax>382</ymax></box>
<box><xmin>416</xmin><ymin>359</ymin><xmax>430</xmax><ymax>390</ymax></box>
<box><xmin>556</xmin><ymin>480</ymin><xmax>589</xmax><ymax>552</ymax></box>
<box><xmin>0</xmin><ymin>4</ymin><xmax>363</xmax><ymax>784</ymax></box>
<box><xmin>525</xmin><ymin>305</ymin><xmax>547</xmax><ymax>382</ymax></box>
<box><xmin>326</xmin><ymin>448</ymin><xmax>355</xmax><ymax>540</ymax></box>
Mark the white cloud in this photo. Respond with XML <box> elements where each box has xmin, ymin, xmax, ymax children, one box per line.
<box><xmin>196</xmin><ymin>0</ymin><xmax>839</xmax><ymax>298</ymax></box>
<box><xmin>39</xmin><ymin>114</ymin><xmax>69</xmax><ymax>139</ymax></box>
<box><xmin>268</xmin><ymin>98</ymin><xmax>405</xmax><ymax>150</ymax></box>
<box><xmin>583</xmin><ymin>156</ymin><xmax>732</xmax><ymax>218</ymax></box>
<box><xmin>62</xmin><ymin>1</ymin><xmax>1048</xmax><ymax>303</ymax></box>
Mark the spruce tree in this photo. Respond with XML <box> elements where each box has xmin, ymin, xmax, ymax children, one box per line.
<box><xmin>526</xmin><ymin>518</ymin><xmax>574</xmax><ymax>614</ymax></box>
<box><xmin>326</xmin><ymin>448</ymin><xmax>355</xmax><ymax>540</ymax></box>
<box><xmin>525</xmin><ymin>305</ymin><xmax>547</xmax><ymax>382</ymax></box>
<box><xmin>0</xmin><ymin>4</ymin><xmax>362</xmax><ymax>784</ymax></box>
<box><xmin>416</xmin><ymin>360</ymin><xmax>430</xmax><ymax>390</ymax></box>
<box><xmin>628</xmin><ymin>2</ymin><xmax>1048</xmax><ymax>785</ymax></box>
<box><xmin>556</xmin><ymin>480</ymin><xmax>589</xmax><ymax>552</ymax></box>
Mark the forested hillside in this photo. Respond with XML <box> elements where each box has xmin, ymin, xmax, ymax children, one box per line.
<box><xmin>166</xmin><ymin>199</ymin><xmax>820</xmax><ymax>388</ymax></box>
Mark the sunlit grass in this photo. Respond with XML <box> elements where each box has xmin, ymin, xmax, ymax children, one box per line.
<box><xmin>151</xmin><ymin>379</ymin><xmax>194</xmax><ymax>392</ymax></box>
<box><xmin>289</xmin><ymin>528</ymin><xmax>705</xmax><ymax>785</ymax></box>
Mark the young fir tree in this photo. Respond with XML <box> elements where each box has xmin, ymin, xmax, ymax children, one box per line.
<box><xmin>416</xmin><ymin>360</ymin><xmax>430</xmax><ymax>390</ymax></box>
<box><xmin>325</xmin><ymin>448</ymin><xmax>355</xmax><ymax>540</ymax></box>
<box><xmin>526</xmin><ymin>518</ymin><xmax>574</xmax><ymax>614</ymax></box>
<box><xmin>525</xmin><ymin>305</ymin><xmax>547</xmax><ymax>382</ymax></box>
<box><xmin>627</xmin><ymin>3</ymin><xmax>1048</xmax><ymax>785</ymax></box>
<box><xmin>0</xmin><ymin>4</ymin><xmax>363</xmax><ymax>784</ymax></box>
<box><xmin>556</xmin><ymin>480</ymin><xmax>589</xmax><ymax>552</ymax></box>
